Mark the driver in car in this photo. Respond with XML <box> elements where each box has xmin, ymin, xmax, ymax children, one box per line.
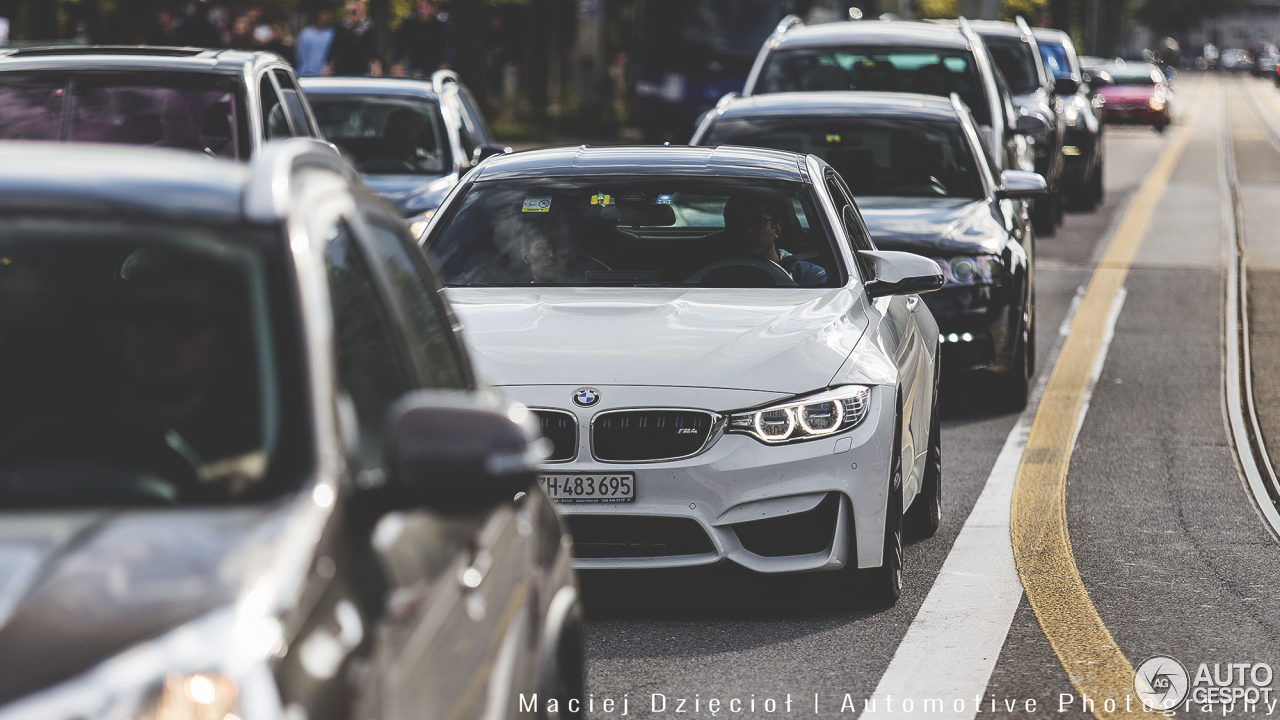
<box><xmin>517</xmin><ymin>218</ymin><xmax>609</xmax><ymax>283</ymax></box>
<box><xmin>0</xmin><ymin>248</ymin><xmax>263</xmax><ymax>496</ymax></box>
<box><xmin>722</xmin><ymin>194</ymin><xmax>827</xmax><ymax>286</ymax></box>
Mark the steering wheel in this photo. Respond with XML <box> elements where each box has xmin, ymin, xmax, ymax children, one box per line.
<box><xmin>684</xmin><ymin>257</ymin><xmax>798</xmax><ymax>287</ymax></box>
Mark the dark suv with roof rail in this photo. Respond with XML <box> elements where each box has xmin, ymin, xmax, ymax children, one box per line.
<box><xmin>0</xmin><ymin>46</ymin><xmax>327</xmax><ymax>160</ymax></box>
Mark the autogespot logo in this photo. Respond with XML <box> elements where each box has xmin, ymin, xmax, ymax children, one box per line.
<box><xmin>1135</xmin><ymin>655</ymin><xmax>1191</xmax><ymax>710</ymax></box>
<box><xmin>573</xmin><ymin>388</ymin><xmax>600</xmax><ymax>407</ymax></box>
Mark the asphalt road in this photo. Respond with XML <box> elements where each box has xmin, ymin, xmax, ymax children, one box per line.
<box><xmin>573</xmin><ymin>73</ymin><xmax>1280</xmax><ymax>719</ymax></box>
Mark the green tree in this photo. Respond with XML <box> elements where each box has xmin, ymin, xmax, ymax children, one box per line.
<box><xmin>1000</xmin><ymin>0</ymin><xmax>1045</xmax><ymax>21</ymax></box>
<box><xmin>918</xmin><ymin>0</ymin><xmax>958</xmax><ymax>18</ymax></box>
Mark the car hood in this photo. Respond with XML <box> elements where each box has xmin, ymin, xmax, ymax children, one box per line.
<box><xmin>446</xmin><ymin>287</ymin><xmax>870</xmax><ymax>394</ymax></box>
<box><xmin>361</xmin><ymin>173</ymin><xmax>457</xmax><ymax>215</ymax></box>
<box><xmin>0</xmin><ymin>503</ymin><xmax>299</xmax><ymax>704</ymax></box>
<box><xmin>857</xmin><ymin>197</ymin><xmax>1005</xmax><ymax>256</ymax></box>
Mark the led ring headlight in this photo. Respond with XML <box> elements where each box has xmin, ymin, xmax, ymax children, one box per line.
<box><xmin>730</xmin><ymin>386</ymin><xmax>870</xmax><ymax>445</ymax></box>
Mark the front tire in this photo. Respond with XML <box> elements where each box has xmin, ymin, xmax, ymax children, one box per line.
<box><xmin>993</xmin><ymin>318</ymin><xmax>1031</xmax><ymax>411</ymax></box>
<box><xmin>859</xmin><ymin>459</ymin><xmax>904</xmax><ymax>607</ymax></box>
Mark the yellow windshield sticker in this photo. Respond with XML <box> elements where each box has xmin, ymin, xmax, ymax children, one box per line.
<box><xmin>826</xmin><ymin>134</ymin><xmax>841</xmax><ymax>143</ymax></box>
<box><xmin>590</xmin><ymin>193</ymin><xmax>613</xmax><ymax>206</ymax></box>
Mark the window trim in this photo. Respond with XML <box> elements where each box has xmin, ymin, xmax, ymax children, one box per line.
<box><xmin>259</xmin><ymin>68</ymin><xmax>298</xmax><ymax>138</ymax></box>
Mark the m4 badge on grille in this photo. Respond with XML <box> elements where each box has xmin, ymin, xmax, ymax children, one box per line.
<box><xmin>677</xmin><ymin>428</ymin><xmax>698</xmax><ymax>434</ymax></box>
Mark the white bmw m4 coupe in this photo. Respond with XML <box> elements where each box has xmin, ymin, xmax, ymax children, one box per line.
<box><xmin>423</xmin><ymin>145</ymin><xmax>944</xmax><ymax>604</ymax></box>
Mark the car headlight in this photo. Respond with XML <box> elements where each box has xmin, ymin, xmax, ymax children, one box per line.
<box><xmin>134</xmin><ymin>672</ymin><xmax>240</xmax><ymax>720</ymax></box>
<box><xmin>1064</xmin><ymin>105</ymin><xmax>1080</xmax><ymax>123</ymax></box>
<box><xmin>930</xmin><ymin>255</ymin><xmax>1000</xmax><ymax>287</ymax></box>
<box><xmin>727</xmin><ymin>386</ymin><xmax>871</xmax><ymax>444</ymax></box>
<box><xmin>1148</xmin><ymin>98</ymin><xmax>1165</xmax><ymax>111</ymax></box>
<box><xmin>407</xmin><ymin>210</ymin><xmax>436</xmax><ymax>241</ymax></box>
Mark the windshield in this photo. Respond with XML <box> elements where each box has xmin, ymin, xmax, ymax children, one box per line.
<box><xmin>0</xmin><ymin>220</ymin><xmax>306</xmax><ymax>507</ymax></box>
<box><xmin>0</xmin><ymin>71</ymin><xmax>249</xmax><ymax>160</ymax></box>
<box><xmin>640</xmin><ymin>0</ymin><xmax>785</xmax><ymax>74</ymax></box>
<box><xmin>310</xmin><ymin>96</ymin><xmax>451</xmax><ymax>175</ymax></box>
<box><xmin>704</xmin><ymin>118</ymin><xmax>983</xmax><ymax>199</ymax></box>
<box><xmin>1104</xmin><ymin>65</ymin><xmax>1161</xmax><ymax>86</ymax></box>
<box><xmin>756</xmin><ymin>47</ymin><xmax>991</xmax><ymax>126</ymax></box>
<box><xmin>1038</xmin><ymin>40</ymin><xmax>1073</xmax><ymax>79</ymax></box>
<box><xmin>983</xmin><ymin>36</ymin><xmax>1041</xmax><ymax>94</ymax></box>
<box><xmin>428</xmin><ymin>178</ymin><xmax>840</xmax><ymax>288</ymax></box>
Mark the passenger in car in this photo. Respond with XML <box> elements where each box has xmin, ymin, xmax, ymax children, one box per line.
<box><xmin>517</xmin><ymin>219</ymin><xmax>609</xmax><ymax>283</ymax></box>
<box><xmin>722</xmin><ymin>194</ymin><xmax>827</xmax><ymax>286</ymax></box>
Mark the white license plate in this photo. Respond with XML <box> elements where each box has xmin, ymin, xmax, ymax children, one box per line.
<box><xmin>538</xmin><ymin>473</ymin><xmax>635</xmax><ymax>503</ymax></box>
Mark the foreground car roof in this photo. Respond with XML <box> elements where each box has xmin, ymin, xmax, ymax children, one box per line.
<box><xmin>0</xmin><ymin>142</ymin><xmax>250</xmax><ymax>223</ymax></box>
<box><xmin>773</xmin><ymin>21</ymin><xmax>969</xmax><ymax>52</ymax></box>
<box><xmin>472</xmin><ymin>145</ymin><xmax>807</xmax><ymax>181</ymax></box>
<box><xmin>0</xmin><ymin>46</ymin><xmax>278</xmax><ymax>74</ymax></box>
<box><xmin>714</xmin><ymin>92</ymin><xmax>959</xmax><ymax>122</ymax></box>
<box><xmin>299</xmin><ymin>76</ymin><xmax>440</xmax><ymax>101</ymax></box>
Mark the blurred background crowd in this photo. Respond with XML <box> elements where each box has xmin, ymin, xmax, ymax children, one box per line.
<box><xmin>0</xmin><ymin>0</ymin><xmax>1268</xmax><ymax>142</ymax></box>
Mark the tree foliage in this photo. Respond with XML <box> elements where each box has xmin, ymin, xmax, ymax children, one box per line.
<box><xmin>1135</xmin><ymin>0</ymin><xmax>1247</xmax><ymax>35</ymax></box>
<box><xmin>999</xmin><ymin>0</ymin><xmax>1045</xmax><ymax>22</ymax></box>
<box><xmin>917</xmin><ymin>0</ymin><xmax>958</xmax><ymax>18</ymax></box>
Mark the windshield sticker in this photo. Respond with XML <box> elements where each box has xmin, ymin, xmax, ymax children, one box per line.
<box><xmin>825</xmin><ymin>134</ymin><xmax>841</xmax><ymax>143</ymax></box>
<box><xmin>655</xmin><ymin>194</ymin><xmax>673</xmax><ymax>205</ymax></box>
<box><xmin>590</xmin><ymin>193</ymin><xmax>613</xmax><ymax>206</ymax></box>
<box><xmin>522</xmin><ymin>196</ymin><xmax>553</xmax><ymax>213</ymax></box>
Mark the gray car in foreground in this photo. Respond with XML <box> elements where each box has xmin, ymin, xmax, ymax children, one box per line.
<box><xmin>0</xmin><ymin>140</ymin><xmax>581</xmax><ymax>720</ymax></box>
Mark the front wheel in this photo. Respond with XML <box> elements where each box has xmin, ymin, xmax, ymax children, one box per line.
<box><xmin>992</xmin><ymin>319</ymin><xmax>1031</xmax><ymax>411</ymax></box>
<box><xmin>859</xmin><ymin>463</ymin><xmax>904</xmax><ymax>607</ymax></box>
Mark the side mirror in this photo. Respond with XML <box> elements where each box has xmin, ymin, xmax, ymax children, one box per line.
<box><xmin>1015</xmin><ymin>113</ymin><xmax>1051</xmax><ymax>135</ymax></box>
<box><xmin>383</xmin><ymin>390</ymin><xmax>545</xmax><ymax>513</ymax></box>
<box><xmin>1087</xmin><ymin>71</ymin><xmax>1113</xmax><ymax>89</ymax></box>
<box><xmin>1054</xmin><ymin>77</ymin><xmax>1080</xmax><ymax>96</ymax></box>
<box><xmin>860</xmin><ymin>250</ymin><xmax>944</xmax><ymax>298</ymax></box>
<box><xmin>996</xmin><ymin>169</ymin><xmax>1049</xmax><ymax>199</ymax></box>
<box><xmin>473</xmin><ymin>144</ymin><xmax>513</xmax><ymax>165</ymax></box>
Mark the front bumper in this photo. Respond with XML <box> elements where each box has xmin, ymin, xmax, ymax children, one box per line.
<box><xmin>506</xmin><ymin>384</ymin><xmax>896</xmax><ymax>573</ymax></box>
<box><xmin>923</xmin><ymin>285</ymin><xmax>1019</xmax><ymax>373</ymax></box>
<box><xmin>1102</xmin><ymin>107</ymin><xmax>1168</xmax><ymax>126</ymax></box>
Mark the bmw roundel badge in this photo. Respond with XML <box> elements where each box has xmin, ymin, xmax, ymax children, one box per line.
<box><xmin>573</xmin><ymin>388</ymin><xmax>600</xmax><ymax>407</ymax></box>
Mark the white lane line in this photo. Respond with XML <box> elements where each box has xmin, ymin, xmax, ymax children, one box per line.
<box><xmin>1059</xmin><ymin>285</ymin><xmax>1086</xmax><ymax>336</ymax></box>
<box><xmin>860</xmin><ymin>289</ymin><xmax>1127</xmax><ymax>720</ymax></box>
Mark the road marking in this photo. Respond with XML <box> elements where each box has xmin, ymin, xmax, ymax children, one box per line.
<box><xmin>860</xmin><ymin>302</ymin><xmax>1075</xmax><ymax>720</ymax></box>
<box><xmin>1009</xmin><ymin>77</ymin><xmax>1209</xmax><ymax>719</ymax></box>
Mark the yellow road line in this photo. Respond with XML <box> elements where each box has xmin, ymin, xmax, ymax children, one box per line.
<box><xmin>1009</xmin><ymin>75</ymin><xmax>1211</xmax><ymax>719</ymax></box>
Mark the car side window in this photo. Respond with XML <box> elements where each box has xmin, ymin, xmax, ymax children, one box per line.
<box><xmin>272</xmin><ymin>69</ymin><xmax>316</xmax><ymax>138</ymax></box>
<box><xmin>458</xmin><ymin>87</ymin><xmax>494</xmax><ymax>144</ymax></box>
<box><xmin>362</xmin><ymin>213</ymin><xmax>473</xmax><ymax>389</ymax></box>
<box><xmin>326</xmin><ymin>221</ymin><xmax>412</xmax><ymax>473</ymax></box>
<box><xmin>260</xmin><ymin>74</ymin><xmax>292</xmax><ymax>140</ymax></box>
<box><xmin>448</xmin><ymin>91</ymin><xmax>482</xmax><ymax>164</ymax></box>
<box><xmin>826</xmin><ymin>174</ymin><xmax>876</xmax><ymax>282</ymax></box>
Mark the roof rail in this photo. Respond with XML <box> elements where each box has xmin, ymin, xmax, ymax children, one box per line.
<box><xmin>3</xmin><ymin>45</ymin><xmax>211</xmax><ymax>57</ymax></box>
<box><xmin>957</xmin><ymin>16</ymin><xmax>979</xmax><ymax>46</ymax></box>
<box><xmin>1015</xmin><ymin>15</ymin><xmax>1033</xmax><ymax>38</ymax></box>
<box><xmin>432</xmin><ymin>69</ymin><xmax>460</xmax><ymax>94</ymax></box>
<box><xmin>949</xmin><ymin>91</ymin><xmax>969</xmax><ymax>116</ymax></box>
<box><xmin>774</xmin><ymin>15</ymin><xmax>803</xmax><ymax>36</ymax></box>
<box><xmin>243</xmin><ymin>139</ymin><xmax>356</xmax><ymax>223</ymax></box>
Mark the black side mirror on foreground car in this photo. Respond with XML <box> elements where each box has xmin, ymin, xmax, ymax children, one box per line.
<box><xmin>383</xmin><ymin>390</ymin><xmax>547</xmax><ymax>513</ymax></box>
<box><xmin>860</xmin><ymin>250</ymin><xmax>945</xmax><ymax>298</ymax></box>
<box><xmin>1015</xmin><ymin>113</ymin><xmax>1052</xmax><ymax>135</ymax></box>
<box><xmin>1054</xmin><ymin>77</ymin><xmax>1080</xmax><ymax>96</ymax></box>
<box><xmin>996</xmin><ymin>169</ymin><xmax>1050</xmax><ymax>199</ymax></box>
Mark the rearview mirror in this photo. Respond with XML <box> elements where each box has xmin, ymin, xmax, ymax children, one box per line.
<box><xmin>996</xmin><ymin>169</ymin><xmax>1049</xmax><ymax>199</ymax></box>
<box><xmin>1054</xmin><ymin>77</ymin><xmax>1080</xmax><ymax>96</ymax></box>
<box><xmin>383</xmin><ymin>390</ymin><xmax>545</xmax><ymax>513</ymax></box>
<box><xmin>860</xmin><ymin>250</ymin><xmax>944</xmax><ymax>298</ymax></box>
<box><xmin>1015</xmin><ymin>113</ymin><xmax>1051</xmax><ymax>135</ymax></box>
<box><xmin>473</xmin><ymin>144</ymin><xmax>513</xmax><ymax>165</ymax></box>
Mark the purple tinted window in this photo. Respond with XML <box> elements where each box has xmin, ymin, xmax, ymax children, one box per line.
<box><xmin>0</xmin><ymin>72</ymin><xmax>249</xmax><ymax>159</ymax></box>
<box><xmin>0</xmin><ymin>77</ymin><xmax>66</xmax><ymax>141</ymax></box>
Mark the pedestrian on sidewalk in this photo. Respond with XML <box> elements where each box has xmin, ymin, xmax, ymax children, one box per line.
<box><xmin>391</xmin><ymin>0</ymin><xmax>454</xmax><ymax>78</ymax></box>
<box><xmin>295</xmin><ymin>10</ymin><xmax>335</xmax><ymax>77</ymax></box>
<box><xmin>326</xmin><ymin>0</ymin><xmax>381</xmax><ymax>76</ymax></box>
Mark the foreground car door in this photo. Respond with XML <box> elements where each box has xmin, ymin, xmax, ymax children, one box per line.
<box><xmin>828</xmin><ymin>173</ymin><xmax>928</xmax><ymax>491</ymax></box>
<box><xmin>345</xmin><ymin>208</ymin><xmax>537</xmax><ymax>720</ymax></box>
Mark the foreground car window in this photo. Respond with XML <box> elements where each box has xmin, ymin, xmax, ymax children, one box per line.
<box><xmin>311</xmin><ymin>96</ymin><xmax>450</xmax><ymax>175</ymax></box>
<box><xmin>757</xmin><ymin>47</ymin><xmax>991</xmax><ymax>126</ymax></box>
<box><xmin>705</xmin><ymin>118</ymin><xmax>982</xmax><ymax>199</ymax></box>
<box><xmin>428</xmin><ymin>178</ymin><xmax>840</xmax><ymax>288</ymax></box>
<box><xmin>0</xmin><ymin>71</ymin><xmax>249</xmax><ymax>159</ymax></box>
<box><xmin>0</xmin><ymin>220</ymin><xmax>304</xmax><ymax>506</ymax></box>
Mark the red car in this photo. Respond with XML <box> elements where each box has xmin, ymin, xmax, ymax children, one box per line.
<box><xmin>1095</xmin><ymin>63</ymin><xmax>1171</xmax><ymax>132</ymax></box>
